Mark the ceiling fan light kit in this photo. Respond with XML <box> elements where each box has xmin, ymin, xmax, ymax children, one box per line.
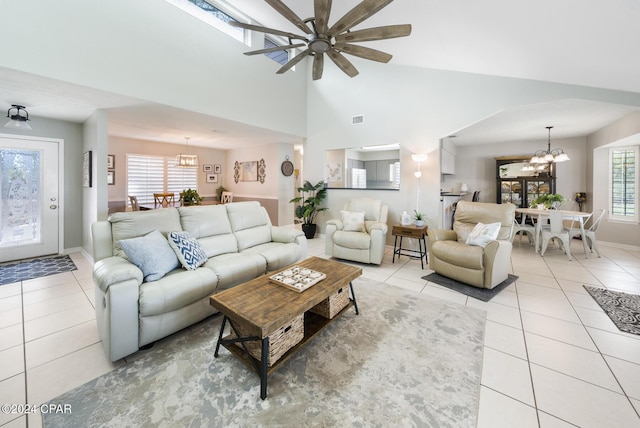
<box><xmin>230</xmin><ymin>0</ymin><xmax>412</xmax><ymax>80</ymax></box>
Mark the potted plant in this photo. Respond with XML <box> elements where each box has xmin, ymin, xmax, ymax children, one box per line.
<box><xmin>289</xmin><ymin>180</ymin><xmax>328</xmax><ymax>239</ymax></box>
<box><xmin>414</xmin><ymin>210</ymin><xmax>425</xmax><ymax>227</ymax></box>
<box><xmin>531</xmin><ymin>193</ymin><xmax>564</xmax><ymax>209</ymax></box>
<box><xmin>181</xmin><ymin>188</ymin><xmax>203</xmax><ymax>206</ymax></box>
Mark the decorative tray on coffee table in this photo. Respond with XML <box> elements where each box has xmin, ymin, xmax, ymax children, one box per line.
<box><xmin>269</xmin><ymin>266</ymin><xmax>326</xmax><ymax>293</ymax></box>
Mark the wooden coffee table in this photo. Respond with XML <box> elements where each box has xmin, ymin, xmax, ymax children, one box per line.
<box><xmin>210</xmin><ymin>257</ymin><xmax>362</xmax><ymax>400</ymax></box>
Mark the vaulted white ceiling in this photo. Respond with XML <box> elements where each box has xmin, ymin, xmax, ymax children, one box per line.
<box><xmin>1</xmin><ymin>0</ymin><xmax>639</xmax><ymax>147</ymax></box>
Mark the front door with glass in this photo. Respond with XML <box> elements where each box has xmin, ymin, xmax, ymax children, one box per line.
<box><xmin>0</xmin><ymin>135</ymin><xmax>60</xmax><ymax>262</ymax></box>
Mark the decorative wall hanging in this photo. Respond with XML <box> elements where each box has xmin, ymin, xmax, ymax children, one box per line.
<box><xmin>82</xmin><ymin>151</ymin><xmax>92</xmax><ymax>188</ymax></box>
<box><xmin>107</xmin><ymin>154</ymin><xmax>115</xmax><ymax>169</ymax></box>
<box><xmin>107</xmin><ymin>171</ymin><xmax>115</xmax><ymax>185</ymax></box>
<box><xmin>234</xmin><ymin>161</ymin><xmax>240</xmax><ymax>183</ymax></box>
<box><xmin>203</xmin><ymin>164</ymin><xmax>212</xmax><ymax>172</ymax></box>
<box><xmin>206</xmin><ymin>173</ymin><xmax>218</xmax><ymax>183</ymax></box>
<box><xmin>258</xmin><ymin>158</ymin><xmax>266</xmax><ymax>184</ymax></box>
<box><xmin>281</xmin><ymin>156</ymin><xmax>294</xmax><ymax>177</ymax></box>
<box><xmin>214</xmin><ymin>164</ymin><xmax>221</xmax><ymax>174</ymax></box>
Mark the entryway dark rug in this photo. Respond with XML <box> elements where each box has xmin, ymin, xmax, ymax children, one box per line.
<box><xmin>0</xmin><ymin>255</ymin><xmax>77</xmax><ymax>286</ymax></box>
<box><xmin>584</xmin><ymin>286</ymin><xmax>640</xmax><ymax>335</ymax></box>
<box><xmin>422</xmin><ymin>272</ymin><xmax>518</xmax><ymax>302</ymax></box>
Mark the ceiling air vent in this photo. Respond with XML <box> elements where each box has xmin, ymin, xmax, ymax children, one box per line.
<box><xmin>352</xmin><ymin>115</ymin><xmax>364</xmax><ymax>125</ymax></box>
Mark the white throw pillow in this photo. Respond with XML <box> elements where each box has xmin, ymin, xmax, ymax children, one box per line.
<box><xmin>465</xmin><ymin>222</ymin><xmax>501</xmax><ymax>247</ymax></box>
<box><xmin>341</xmin><ymin>210</ymin><xmax>366</xmax><ymax>232</ymax></box>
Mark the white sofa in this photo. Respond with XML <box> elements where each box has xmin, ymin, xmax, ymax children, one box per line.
<box><xmin>91</xmin><ymin>201</ymin><xmax>307</xmax><ymax>361</ymax></box>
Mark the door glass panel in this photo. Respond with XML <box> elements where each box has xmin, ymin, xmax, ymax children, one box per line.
<box><xmin>0</xmin><ymin>149</ymin><xmax>41</xmax><ymax>247</ymax></box>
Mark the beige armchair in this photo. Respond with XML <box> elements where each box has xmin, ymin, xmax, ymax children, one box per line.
<box><xmin>325</xmin><ymin>198</ymin><xmax>388</xmax><ymax>265</ymax></box>
<box><xmin>427</xmin><ymin>201</ymin><xmax>515</xmax><ymax>289</ymax></box>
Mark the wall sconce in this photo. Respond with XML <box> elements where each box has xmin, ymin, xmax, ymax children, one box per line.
<box><xmin>5</xmin><ymin>104</ymin><xmax>32</xmax><ymax>131</ymax></box>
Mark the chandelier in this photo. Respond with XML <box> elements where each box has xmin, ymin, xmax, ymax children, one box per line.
<box><xmin>176</xmin><ymin>137</ymin><xmax>198</xmax><ymax>167</ymax></box>
<box><xmin>530</xmin><ymin>126</ymin><xmax>570</xmax><ymax>164</ymax></box>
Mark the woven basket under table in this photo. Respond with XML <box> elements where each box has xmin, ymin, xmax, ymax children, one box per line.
<box><xmin>229</xmin><ymin>313</ymin><xmax>304</xmax><ymax>366</ymax></box>
<box><xmin>310</xmin><ymin>286</ymin><xmax>350</xmax><ymax>319</ymax></box>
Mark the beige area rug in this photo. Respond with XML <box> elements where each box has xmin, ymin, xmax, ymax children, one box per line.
<box><xmin>43</xmin><ymin>278</ymin><xmax>486</xmax><ymax>427</ymax></box>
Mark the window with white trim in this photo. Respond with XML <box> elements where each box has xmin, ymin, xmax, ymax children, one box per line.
<box><xmin>127</xmin><ymin>154</ymin><xmax>197</xmax><ymax>205</ymax></box>
<box><xmin>609</xmin><ymin>146</ymin><xmax>638</xmax><ymax>222</ymax></box>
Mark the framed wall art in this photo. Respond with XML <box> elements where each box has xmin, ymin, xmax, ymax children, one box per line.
<box><xmin>238</xmin><ymin>161</ymin><xmax>258</xmax><ymax>182</ymax></box>
<box><xmin>107</xmin><ymin>154</ymin><xmax>115</xmax><ymax>169</ymax></box>
<box><xmin>214</xmin><ymin>164</ymin><xmax>221</xmax><ymax>174</ymax></box>
<box><xmin>107</xmin><ymin>170</ymin><xmax>115</xmax><ymax>185</ymax></box>
<box><xmin>206</xmin><ymin>173</ymin><xmax>218</xmax><ymax>183</ymax></box>
<box><xmin>83</xmin><ymin>151</ymin><xmax>92</xmax><ymax>188</ymax></box>
<box><xmin>203</xmin><ymin>164</ymin><xmax>212</xmax><ymax>172</ymax></box>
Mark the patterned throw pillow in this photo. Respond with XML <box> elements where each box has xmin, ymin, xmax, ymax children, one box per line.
<box><xmin>341</xmin><ymin>210</ymin><xmax>366</xmax><ymax>232</ymax></box>
<box><xmin>465</xmin><ymin>222</ymin><xmax>501</xmax><ymax>247</ymax></box>
<box><xmin>119</xmin><ymin>230</ymin><xmax>179</xmax><ymax>282</ymax></box>
<box><xmin>167</xmin><ymin>231</ymin><xmax>208</xmax><ymax>270</ymax></box>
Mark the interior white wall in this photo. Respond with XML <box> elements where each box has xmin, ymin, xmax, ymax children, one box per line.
<box><xmin>442</xmin><ymin>137</ymin><xmax>587</xmax><ymax>210</ymax></box>
<box><xmin>82</xmin><ymin>110</ymin><xmax>108</xmax><ymax>254</ymax></box>
<box><xmin>0</xmin><ymin>0</ymin><xmax>307</xmax><ymax>138</ymax></box>
<box><xmin>107</xmin><ymin>137</ymin><xmax>227</xmax><ymax>201</ymax></box>
<box><xmin>588</xmin><ymin>111</ymin><xmax>640</xmax><ymax>246</ymax></box>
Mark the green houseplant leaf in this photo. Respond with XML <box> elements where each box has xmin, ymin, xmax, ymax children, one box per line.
<box><xmin>289</xmin><ymin>180</ymin><xmax>328</xmax><ymax>225</ymax></box>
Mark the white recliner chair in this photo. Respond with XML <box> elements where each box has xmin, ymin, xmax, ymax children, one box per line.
<box><xmin>325</xmin><ymin>198</ymin><xmax>388</xmax><ymax>265</ymax></box>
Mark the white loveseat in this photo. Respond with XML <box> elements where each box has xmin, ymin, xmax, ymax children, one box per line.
<box><xmin>91</xmin><ymin>201</ymin><xmax>307</xmax><ymax>361</ymax></box>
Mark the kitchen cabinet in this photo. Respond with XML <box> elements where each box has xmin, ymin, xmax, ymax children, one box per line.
<box><xmin>496</xmin><ymin>156</ymin><xmax>555</xmax><ymax>208</ymax></box>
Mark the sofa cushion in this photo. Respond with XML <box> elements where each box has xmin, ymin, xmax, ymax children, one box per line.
<box><xmin>203</xmin><ymin>253</ymin><xmax>266</xmax><ymax>292</ymax></box>
<box><xmin>119</xmin><ymin>230</ymin><xmax>179</xmax><ymax>282</ymax></box>
<box><xmin>465</xmin><ymin>222</ymin><xmax>501</xmax><ymax>247</ymax></box>
<box><xmin>241</xmin><ymin>242</ymin><xmax>303</xmax><ymax>271</ymax></box>
<box><xmin>341</xmin><ymin>210</ymin><xmax>366</xmax><ymax>232</ymax></box>
<box><xmin>332</xmin><ymin>230</ymin><xmax>371</xmax><ymax>250</ymax></box>
<box><xmin>431</xmin><ymin>240</ymin><xmax>484</xmax><ymax>270</ymax></box>
<box><xmin>226</xmin><ymin>202</ymin><xmax>272</xmax><ymax>251</ymax></box>
<box><xmin>110</xmin><ymin>208</ymin><xmax>183</xmax><ymax>258</ymax></box>
<box><xmin>138</xmin><ymin>268</ymin><xmax>218</xmax><ymax>317</ymax></box>
<box><xmin>168</xmin><ymin>231</ymin><xmax>208</xmax><ymax>270</ymax></box>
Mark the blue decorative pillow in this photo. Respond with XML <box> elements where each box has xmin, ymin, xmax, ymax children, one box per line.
<box><xmin>119</xmin><ymin>230</ymin><xmax>179</xmax><ymax>282</ymax></box>
<box><xmin>167</xmin><ymin>231</ymin><xmax>208</xmax><ymax>270</ymax></box>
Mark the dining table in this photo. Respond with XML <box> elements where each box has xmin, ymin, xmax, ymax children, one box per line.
<box><xmin>515</xmin><ymin>207</ymin><xmax>592</xmax><ymax>258</ymax></box>
<box><xmin>138</xmin><ymin>200</ymin><xmax>219</xmax><ymax>210</ymax></box>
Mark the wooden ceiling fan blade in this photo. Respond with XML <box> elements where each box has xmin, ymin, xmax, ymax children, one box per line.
<box><xmin>334</xmin><ymin>43</ymin><xmax>392</xmax><ymax>63</ymax></box>
<box><xmin>277</xmin><ymin>49</ymin><xmax>310</xmax><ymax>74</ymax></box>
<box><xmin>314</xmin><ymin>0</ymin><xmax>332</xmax><ymax>35</ymax></box>
<box><xmin>265</xmin><ymin>0</ymin><xmax>313</xmax><ymax>34</ymax></box>
<box><xmin>312</xmin><ymin>53</ymin><xmax>324</xmax><ymax>80</ymax></box>
<box><xmin>327</xmin><ymin>49</ymin><xmax>359</xmax><ymax>78</ymax></box>
<box><xmin>244</xmin><ymin>43</ymin><xmax>306</xmax><ymax>56</ymax></box>
<box><xmin>229</xmin><ymin>21</ymin><xmax>305</xmax><ymax>40</ymax></box>
<box><xmin>334</xmin><ymin>24</ymin><xmax>412</xmax><ymax>43</ymax></box>
<box><xmin>328</xmin><ymin>0</ymin><xmax>393</xmax><ymax>35</ymax></box>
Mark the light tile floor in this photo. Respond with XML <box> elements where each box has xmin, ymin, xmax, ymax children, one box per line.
<box><xmin>1</xmin><ymin>238</ymin><xmax>640</xmax><ymax>427</ymax></box>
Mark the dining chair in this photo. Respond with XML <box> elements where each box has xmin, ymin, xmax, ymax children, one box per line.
<box><xmin>540</xmin><ymin>210</ymin><xmax>572</xmax><ymax>260</ymax></box>
<box><xmin>569</xmin><ymin>208</ymin><xmax>605</xmax><ymax>257</ymax></box>
<box><xmin>511</xmin><ymin>218</ymin><xmax>535</xmax><ymax>246</ymax></box>
<box><xmin>154</xmin><ymin>192</ymin><xmax>175</xmax><ymax>207</ymax></box>
<box><xmin>472</xmin><ymin>191</ymin><xmax>481</xmax><ymax>202</ymax></box>
<box><xmin>129</xmin><ymin>195</ymin><xmax>140</xmax><ymax>211</ymax></box>
<box><xmin>220</xmin><ymin>191</ymin><xmax>233</xmax><ymax>204</ymax></box>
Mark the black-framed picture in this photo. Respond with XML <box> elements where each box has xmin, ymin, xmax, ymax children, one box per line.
<box><xmin>83</xmin><ymin>151</ymin><xmax>92</xmax><ymax>188</ymax></box>
<box><xmin>107</xmin><ymin>170</ymin><xmax>115</xmax><ymax>185</ymax></box>
<box><xmin>206</xmin><ymin>173</ymin><xmax>218</xmax><ymax>183</ymax></box>
<box><xmin>203</xmin><ymin>164</ymin><xmax>212</xmax><ymax>172</ymax></box>
<box><xmin>107</xmin><ymin>154</ymin><xmax>115</xmax><ymax>169</ymax></box>
<box><xmin>214</xmin><ymin>164</ymin><xmax>221</xmax><ymax>174</ymax></box>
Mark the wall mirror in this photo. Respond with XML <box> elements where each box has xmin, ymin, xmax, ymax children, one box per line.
<box><xmin>326</xmin><ymin>146</ymin><xmax>400</xmax><ymax>190</ymax></box>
